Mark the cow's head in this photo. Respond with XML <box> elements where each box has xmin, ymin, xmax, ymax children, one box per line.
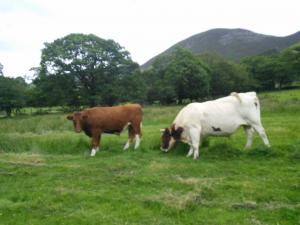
<box><xmin>160</xmin><ymin>124</ymin><xmax>184</xmax><ymax>152</ymax></box>
<box><xmin>66</xmin><ymin>112</ymin><xmax>88</xmax><ymax>133</ymax></box>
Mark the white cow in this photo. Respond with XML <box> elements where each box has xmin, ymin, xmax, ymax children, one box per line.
<box><xmin>160</xmin><ymin>92</ymin><xmax>270</xmax><ymax>159</ymax></box>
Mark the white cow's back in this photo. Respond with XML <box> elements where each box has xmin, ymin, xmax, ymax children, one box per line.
<box><xmin>173</xmin><ymin>92</ymin><xmax>261</xmax><ymax>138</ymax></box>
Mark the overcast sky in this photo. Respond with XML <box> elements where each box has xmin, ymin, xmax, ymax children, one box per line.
<box><xmin>1</xmin><ymin>0</ymin><xmax>300</xmax><ymax>78</ymax></box>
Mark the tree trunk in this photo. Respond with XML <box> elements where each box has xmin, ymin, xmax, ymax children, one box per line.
<box><xmin>6</xmin><ymin>108</ymin><xmax>12</xmax><ymax>117</ymax></box>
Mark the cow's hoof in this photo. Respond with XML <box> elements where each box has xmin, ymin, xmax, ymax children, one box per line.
<box><xmin>160</xmin><ymin>148</ymin><xmax>168</xmax><ymax>152</ymax></box>
<box><xmin>186</xmin><ymin>152</ymin><xmax>193</xmax><ymax>157</ymax></box>
<box><xmin>90</xmin><ymin>149</ymin><xmax>97</xmax><ymax>156</ymax></box>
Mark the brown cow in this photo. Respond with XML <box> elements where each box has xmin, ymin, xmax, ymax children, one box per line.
<box><xmin>67</xmin><ymin>104</ymin><xmax>142</xmax><ymax>156</ymax></box>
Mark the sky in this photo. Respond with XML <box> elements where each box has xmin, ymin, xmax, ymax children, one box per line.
<box><xmin>0</xmin><ymin>0</ymin><xmax>300</xmax><ymax>79</ymax></box>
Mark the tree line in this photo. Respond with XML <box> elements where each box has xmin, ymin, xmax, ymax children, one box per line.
<box><xmin>0</xmin><ymin>33</ymin><xmax>299</xmax><ymax>116</ymax></box>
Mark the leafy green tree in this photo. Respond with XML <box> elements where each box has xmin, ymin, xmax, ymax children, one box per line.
<box><xmin>118</xmin><ymin>70</ymin><xmax>147</xmax><ymax>104</ymax></box>
<box><xmin>200</xmin><ymin>53</ymin><xmax>256</xmax><ymax>96</ymax></box>
<box><xmin>33</xmin><ymin>73</ymin><xmax>78</xmax><ymax>107</ymax></box>
<box><xmin>36</xmin><ymin>33</ymin><xmax>139</xmax><ymax>107</ymax></box>
<box><xmin>271</xmin><ymin>56</ymin><xmax>292</xmax><ymax>89</ymax></box>
<box><xmin>145</xmin><ymin>47</ymin><xmax>210</xmax><ymax>104</ymax></box>
<box><xmin>144</xmin><ymin>55</ymin><xmax>177</xmax><ymax>104</ymax></box>
<box><xmin>0</xmin><ymin>63</ymin><xmax>3</xmax><ymax>76</ymax></box>
<box><xmin>242</xmin><ymin>43</ymin><xmax>300</xmax><ymax>90</ymax></box>
<box><xmin>0</xmin><ymin>76</ymin><xmax>28</xmax><ymax>116</ymax></box>
<box><xmin>165</xmin><ymin>47</ymin><xmax>210</xmax><ymax>103</ymax></box>
<box><xmin>242</xmin><ymin>56</ymin><xmax>275</xmax><ymax>90</ymax></box>
<box><xmin>279</xmin><ymin>42</ymin><xmax>300</xmax><ymax>84</ymax></box>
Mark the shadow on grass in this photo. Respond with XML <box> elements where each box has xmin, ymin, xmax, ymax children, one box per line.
<box><xmin>246</xmin><ymin>145</ymin><xmax>279</xmax><ymax>158</ymax></box>
<box><xmin>202</xmin><ymin>143</ymin><xmax>243</xmax><ymax>160</ymax></box>
<box><xmin>161</xmin><ymin>141</ymin><xmax>285</xmax><ymax>160</ymax></box>
<box><xmin>161</xmin><ymin>142</ymin><xmax>243</xmax><ymax>160</ymax></box>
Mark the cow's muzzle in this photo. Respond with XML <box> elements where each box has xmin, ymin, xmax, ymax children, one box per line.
<box><xmin>160</xmin><ymin>147</ymin><xmax>169</xmax><ymax>152</ymax></box>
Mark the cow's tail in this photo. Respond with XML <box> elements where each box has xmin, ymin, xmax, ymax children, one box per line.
<box><xmin>230</xmin><ymin>92</ymin><xmax>242</xmax><ymax>103</ymax></box>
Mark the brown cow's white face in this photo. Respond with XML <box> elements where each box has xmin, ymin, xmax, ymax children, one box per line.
<box><xmin>160</xmin><ymin>125</ymin><xmax>184</xmax><ymax>152</ymax></box>
<box><xmin>67</xmin><ymin>112</ymin><xmax>87</xmax><ymax>133</ymax></box>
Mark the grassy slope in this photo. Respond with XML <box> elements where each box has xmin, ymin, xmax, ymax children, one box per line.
<box><xmin>0</xmin><ymin>90</ymin><xmax>300</xmax><ymax>225</ymax></box>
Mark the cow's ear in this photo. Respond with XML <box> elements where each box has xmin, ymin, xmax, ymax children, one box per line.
<box><xmin>171</xmin><ymin>124</ymin><xmax>176</xmax><ymax>133</ymax></box>
<box><xmin>164</xmin><ymin>128</ymin><xmax>171</xmax><ymax>135</ymax></box>
<box><xmin>172</xmin><ymin>126</ymin><xmax>184</xmax><ymax>140</ymax></box>
<box><xmin>160</xmin><ymin>128</ymin><xmax>170</xmax><ymax>133</ymax></box>
<box><xmin>66</xmin><ymin>115</ymin><xmax>73</xmax><ymax>120</ymax></box>
<box><xmin>176</xmin><ymin>127</ymin><xmax>184</xmax><ymax>135</ymax></box>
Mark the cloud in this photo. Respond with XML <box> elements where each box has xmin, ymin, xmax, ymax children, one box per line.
<box><xmin>0</xmin><ymin>40</ymin><xmax>14</xmax><ymax>51</ymax></box>
<box><xmin>0</xmin><ymin>0</ymin><xmax>300</xmax><ymax>77</ymax></box>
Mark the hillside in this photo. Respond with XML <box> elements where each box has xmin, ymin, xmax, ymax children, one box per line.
<box><xmin>142</xmin><ymin>28</ymin><xmax>300</xmax><ymax>70</ymax></box>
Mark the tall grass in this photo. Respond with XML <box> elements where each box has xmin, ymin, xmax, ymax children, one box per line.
<box><xmin>259</xmin><ymin>89</ymin><xmax>300</xmax><ymax>113</ymax></box>
<box><xmin>1</xmin><ymin>90</ymin><xmax>299</xmax><ymax>156</ymax></box>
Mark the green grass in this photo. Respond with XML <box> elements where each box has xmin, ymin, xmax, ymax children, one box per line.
<box><xmin>259</xmin><ymin>89</ymin><xmax>300</xmax><ymax>113</ymax></box>
<box><xmin>0</xmin><ymin>90</ymin><xmax>300</xmax><ymax>225</ymax></box>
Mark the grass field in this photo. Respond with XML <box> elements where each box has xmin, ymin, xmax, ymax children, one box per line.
<box><xmin>0</xmin><ymin>90</ymin><xmax>300</xmax><ymax>225</ymax></box>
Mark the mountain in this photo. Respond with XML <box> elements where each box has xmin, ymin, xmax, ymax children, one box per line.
<box><xmin>141</xmin><ymin>28</ymin><xmax>300</xmax><ymax>70</ymax></box>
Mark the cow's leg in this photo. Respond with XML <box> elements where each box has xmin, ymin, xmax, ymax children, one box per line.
<box><xmin>124</xmin><ymin>125</ymin><xmax>134</xmax><ymax>150</ymax></box>
<box><xmin>134</xmin><ymin>134</ymin><xmax>141</xmax><ymax>149</ymax></box>
<box><xmin>133</xmin><ymin>122</ymin><xmax>142</xmax><ymax>149</ymax></box>
<box><xmin>252</xmin><ymin>124</ymin><xmax>271</xmax><ymax>147</ymax></box>
<box><xmin>123</xmin><ymin>139</ymin><xmax>131</xmax><ymax>150</ymax></box>
<box><xmin>189</xmin><ymin>126</ymin><xmax>201</xmax><ymax>159</ymax></box>
<box><xmin>243</xmin><ymin>126</ymin><xmax>254</xmax><ymax>149</ymax></box>
<box><xmin>91</xmin><ymin>131</ymin><xmax>101</xmax><ymax>156</ymax></box>
<box><xmin>186</xmin><ymin>146</ymin><xmax>194</xmax><ymax>157</ymax></box>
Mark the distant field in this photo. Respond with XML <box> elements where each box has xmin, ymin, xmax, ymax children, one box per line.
<box><xmin>0</xmin><ymin>90</ymin><xmax>299</xmax><ymax>225</ymax></box>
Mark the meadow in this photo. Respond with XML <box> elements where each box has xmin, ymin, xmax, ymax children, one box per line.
<box><xmin>0</xmin><ymin>90</ymin><xmax>299</xmax><ymax>225</ymax></box>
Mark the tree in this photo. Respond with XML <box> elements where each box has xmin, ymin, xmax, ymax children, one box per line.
<box><xmin>279</xmin><ymin>42</ymin><xmax>300</xmax><ymax>84</ymax></box>
<box><xmin>242</xmin><ymin>55</ymin><xmax>275</xmax><ymax>90</ymax></box>
<box><xmin>200</xmin><ymin>53</ymin><xmax>256</xmax><ymax>96</ymax></box>
<box><xmin>0</xmin><ymin>63</ymin><xmax>3</xmax><ymax>76</ymax></box>
<box><xmin>144</xmin><ymin>55</ymin><xmax>177</xmax><ymax>104</ymax></box>
<box><xmin>242</xmin><ymin>43</ymin><xmax>300</xmax><ymax>90</ymax></box>
<box><xmin>36</xmin><ymin>33</ymin><xmax>139</xmax><ymax>107</ymax></box>
<box><xmin>145</xmin><ymin>47</ymin><xmax>210</xmax><ymax>104</ymax></box>
<box><xmin>118</xmin><ymin>70</ymin><xmax>147</xmax><ymax>104</ymax></box>
<box><xmin>0</xmin><ymin>76</ymin><xmax>28</xmax><ymax>116</ymax></box>
<box><xmin>165</xmin><ymin>47</ymin><xmax>210</xmax><ymax>103</ymax></box>
<box><xmin>33</xmin><ymin>73</ymin><xmax>78</xmax><ymax>107</ymax></box>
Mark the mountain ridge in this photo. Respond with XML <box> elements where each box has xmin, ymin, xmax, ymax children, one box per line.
<box><xmin>141</xmin><ymin>28</ymin><xmax>300</xmax><ymax>70</ymax></box>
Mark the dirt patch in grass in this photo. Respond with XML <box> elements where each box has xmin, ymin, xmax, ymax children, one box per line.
<box><xmin>176</xmin><ymin>176</ymin><xmax>223</xmax><ymax>186</ymax></box>
<box><xmin>147</xmin><ymin>176</ymin><xmax>220</xmax><ymax>210</ymax></box>
<box><xmin>148</xmin><ymin>161</ymin><xmax>173</xmax><ymax>171</ymax></box>
<box><xmin>0</xmin><ymin>153</ymin><xmax>45</xmax><ymax>167</ymax></box>
<box><xmin>150</xmin><ymin>190</ymin><xmax>202</xmax><ymax>210</ymax></box>
<box><xmin>262</xmin><ymin>202</ymin><xmax>300</xmax><ymax>210</ymax></box>
<box><xmin>231</xmin><ymin>201</ymin><xmax>257</xmax><ymax>209</ymax></box>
